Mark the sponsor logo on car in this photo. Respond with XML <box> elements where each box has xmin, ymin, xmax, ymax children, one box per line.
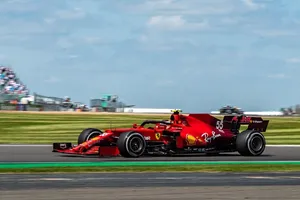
<box><xmin>201</xmin><ymin>131</ymin><xmax>221</xmax><ymax>143</ymax></box>
<box><xmin>250</xmin><ymin>120</ymin><xmax>263</xmax><ymax>123</ymax></box>
<box><xmin>186</xmin><ymin>134</ymin><xmax>203</xmax><ymax>146</ymax></box>
<box><xmin>144</xmin><ymin>136</ymin><xmax>150</xmax><ymax>140</ymax></box>
<box><xmin>155</xmin><ymin>133</ymin><xmax>161</xmax><ymax>140</ymax></box>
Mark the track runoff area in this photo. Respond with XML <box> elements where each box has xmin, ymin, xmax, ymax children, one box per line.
<box><xmin>0</xmin><ymin>111</ymin><xmax>300</xmax><ymax>169</ymax></box>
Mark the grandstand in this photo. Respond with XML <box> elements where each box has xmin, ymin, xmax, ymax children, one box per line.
<box><xmin>0</xmin><ymin>66</ymin><xmax>29</xmax><ymax>103</ymax></box>
<box><xmin>0</xmin><ymin>64</ymin><xmax>88</xmax><ymax>111</ymax></box>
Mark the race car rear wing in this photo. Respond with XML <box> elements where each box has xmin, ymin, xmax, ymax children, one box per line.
<box><xmin>223</xmin><ymin>115</ymin><xmax>269</xmax><ymax>133</ymax></box>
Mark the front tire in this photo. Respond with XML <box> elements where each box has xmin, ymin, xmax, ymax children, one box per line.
<box><xmin>236</xmin><ymin>130</ymin><xmax>266</xmax><ymax>156</ymax></box>
<box><xmin>77</xmin><ymin>128</ymin><xmax>103</xmax><ymax>145</ymax></box>
<box><xmin>117</xmin><ymin>131</ymin><xmax>146</xmax><ymax>158</ymax></box>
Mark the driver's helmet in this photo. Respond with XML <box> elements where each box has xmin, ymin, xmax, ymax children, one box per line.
<box><xmin>170</xmin><ymin>109</ymin><xmax>182</xmax><ymax>123</ymax></box>
<box><xmin>171</xmin><ymin>109</ymin><xmax>182</xmax><ymax>114</ymax></box>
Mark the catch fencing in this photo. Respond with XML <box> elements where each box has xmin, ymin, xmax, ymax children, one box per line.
<box><xmin>0</xmin><ymin>93</ymin><xmax>25</xmax><ymax>103</ymax></box>
<box><xmin>33</xmin><ymin>93</ymin><xmax>66</xmax><ymax>111</ymax></box>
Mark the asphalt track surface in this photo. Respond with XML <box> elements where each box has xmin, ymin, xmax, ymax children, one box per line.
<box><xmin>0</xmin><ymin>145</ymin><xmax>300</xmax><ymax>162</ymax></box>
<box><xmin>1</xmin><ymin>145</ymin><xmax>300</xmax><ymax>199</ymax></box>
<box><xmin>1</xmin><ymin>172</ymin><xmax>300</xmax><ymax>199</ymax></box>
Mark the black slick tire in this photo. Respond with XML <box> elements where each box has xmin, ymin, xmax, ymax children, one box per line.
<box><xmin>117</xmin><ymin>131</ymin><xmax>146</xmax><ymax>158</ymax></box>
<box><xmin>236</xmin><ymin>130</ymin><xmax>266</xmax><ymax>156</ymax></box>
<box><xmin>77</xmin><ymin>128</ymin><xmax>103</xmax><ymax>145</ymax></box>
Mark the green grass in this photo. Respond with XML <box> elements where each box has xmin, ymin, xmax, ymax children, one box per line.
<box><xmin>0</xmin><ymin>112</ymin><xmax>300</xmax><ymax>144</ymax></box>
<box><xmin>2</xmin><ymin>165</ymin><xmax>300</xmax><ymax>173</ymax></box>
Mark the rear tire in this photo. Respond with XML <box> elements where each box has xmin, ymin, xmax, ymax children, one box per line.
<box><xmin>236</xmin><ymin>130</ymin><xmax>266</xmax><ymax>156</ymax></box>
<box><xmin>78</xmin><ymin>128</ymin><xmax>103</xmax><ymax>145</ymax></box>
<box><xmin>117</xmin><ymin>131</ymin><xmax>146</xmax><ymax>158</ymax></box>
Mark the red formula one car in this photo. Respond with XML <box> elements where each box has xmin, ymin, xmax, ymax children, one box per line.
<box><xmin>52</xmin><ymin>110</ymin><xmax>269</xmax><ymax>157</ymax></box>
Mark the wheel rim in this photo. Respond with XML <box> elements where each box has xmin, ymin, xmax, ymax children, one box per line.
<box><xmin>249</xmin><ymin>135</ymin><xmax>263</xmax><ymax>153</ymax></box>
<box><xmin>128</xmin><ymin>137</ymin><xmax>144</xmax><ymax>154</ymax></box>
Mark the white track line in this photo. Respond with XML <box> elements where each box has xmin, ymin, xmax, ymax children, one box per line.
<box><xmin>0</xmin><ymin>144</ymin><xmax>300</xmax><ymax>147</ymax></box>
<box><xmin>267</xmin><ymin>145</ymin><xmax>300</xmax><ymax>147</ymax></box>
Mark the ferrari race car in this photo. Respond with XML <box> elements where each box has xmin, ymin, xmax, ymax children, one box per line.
<box><xmin>53</xmin><ymin>110</ymin><xmax>269</xmax><ymax>157</ymax></box>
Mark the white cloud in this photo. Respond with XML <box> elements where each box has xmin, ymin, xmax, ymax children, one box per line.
<box><xmin>148</xmin><ymin>15</ymin><xmax>185</xmax><ymax>30</ymax></box>
<box><xmin>68</xmin><ymin>55</ymin><xmax>78</xmax><ymax>59</ymax></box>
<box><xmin>55</xmin><ymin>7</ymin><xmax>86</xmax><ymax>20</ymax></box>
<box><xmin>128</xmin><ymin>0</ymin><xmax>240</xmax><ymax>16</ymax></box>
<box><xmin>267</xmin><ymin>74</ymin><xmax>286</xmax><ymax>79</ymax></box>
<box><xmin>44</xmin><ymin>18</ymin><xmax>56</xmax><ymax>24</ymax></box>
<box><xmin>128</xmin><ymin>0</ymin><xmax>267</xmax><ymax>17</ymax></box>
<box><xmin>0</xmin><ymin>0</ymin><xmax>37</xmax><ymax>12</ymax></box>
<box><xmin>147</xmin><ymin>15</ymin><xmax>208</xmax><ymax>31</ymax></box>
<box><xmin>130</xmin><ymin>0</ymin><xmax>175</xmax><ymax>12</ymax></box>
<box><xmin>83</xmin><ymin>37</ymin><xmax>102</xmax><ymax>44</ymax></box>
<box><xmin>241</xmin><ymin>0</ymin><xmax>264</xmax><ymax>10</ymax></box>
<box><xmin>286</xmin><ymin>58</ymin><xmax>300</xmax><ymax>63</ymax></box>
<box><xmin>138</xmin><ymin>35</ymin><xmax>148</xmax><ymax>43</ymax></box>
<box><xmin>142</xmin><ymin>0</ymin><xmax>174</xmax><ymax>9</ymax></box>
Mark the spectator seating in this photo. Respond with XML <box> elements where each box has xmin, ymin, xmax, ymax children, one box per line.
<box><xmin>0</xmin><ymin>66</ymin><xmax>29</xmax><ymax>102</ymax></box>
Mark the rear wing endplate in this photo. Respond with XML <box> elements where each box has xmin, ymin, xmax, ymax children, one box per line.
<box><xmin>223</xmin><ymin>115</ymin><xmax>269</xmax><ymax>132</ymax></box>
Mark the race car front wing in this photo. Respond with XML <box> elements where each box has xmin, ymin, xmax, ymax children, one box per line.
<box><xmin>52</xmin><ymin>142</ymin><xmax>120</xmax><ymax>157</ymax></box>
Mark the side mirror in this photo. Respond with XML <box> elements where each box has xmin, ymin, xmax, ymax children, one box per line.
<box><xmin>132</xmin><ymin>123</ymin><xmax>138</xmax><ymax>128</ymax></box>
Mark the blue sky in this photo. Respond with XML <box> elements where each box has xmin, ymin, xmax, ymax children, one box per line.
<box><xmin>0</xmin><ymin>0</ymin><xmax>300</xmax><ymax>112</ymax></box>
